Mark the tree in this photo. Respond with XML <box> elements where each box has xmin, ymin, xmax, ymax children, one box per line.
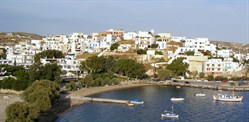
<box><xmin>22</xmin><ymin>80</ymin><xmax>60</xmax><ymax>111</ymax></box>
<box><xmin>34</xmin><ymin>50</ymin><xmax>64</xmax><ymax>63</ymax></box>
<box><xmin>157</xmin><ymin>68</ymin><xmax>174</xmax><ymax>80</ymax></box>
<box><xmin>207</xmin><ymin>75</ymin><xmax>214</xmax><ymax>81</ymax></box>
<box><xmin>151</xmin><ymin>43</ymin><xmax>159</xmax><ymax>49</ymax></box>
<box><xmin>5</xmin><ymin>102</ymin><xmax>39</xmax><ymax>122</ymax></box>
<box><xmin>232</xmin><ymin>57</ymin><xmax>239</xmax><ymax>63</ymax></box>
<box><xmin>6</xmin><ymin>80</ymin><xmax>60</xmax><ymax>122</ymax></box>
<box><xmin>155</xmin><ymin>51</ymin><xmax>163</xmax><ymax>55</ymax></box>
<box><xmin>29</xmin><ymin>63</ymin><xmax>62</xmax><ymax>83</ymax></box>
<box><xmin>114</xmin><ymin>59</ymin><xmax>146</xmax><ymax>79</ymax></box>
<box><xmin>136</xmin><ymin>49</ymin><xmax>147</xmax><ymax>55</ymax></box>
<box><xmin>167</xmin><ymin>58</ymin><xmax>189</xmax><ymax>76</ymax></box>
<box><xmin>199</xmin><ymin>72</ymin><xmax>205</xmax><ymax>78</ymax></box>
<box><xmin>185</xmin><ymin>51</ymin><xmax>195</xmax><ymax>56</ymax></box>
<box><xmin>65</xmin><ymin>81</ymin><xmax>78</xmax><ymax>91</ymax></box>
<box><xmin>110</xmin><ymin>42</ymin><xmax>119</xmax><ymax>51</ymax></box>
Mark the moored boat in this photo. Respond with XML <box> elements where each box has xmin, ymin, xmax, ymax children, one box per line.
<box><xmin>130</xmin><ymin>100</ymin><xmax>144</xmax><ymax>104</ymax></box>
<box><xmin>170</xmin><ymin>97</ymin><xmax>184</xmax><ymax>101</ymax></box>
<box><xmin>195</xmin><ymin>93</ymin><xmax>206</xmax><ymax>97</ymax></box>
<box><xmin>161</xmin><ymin>106</ymin><xmax>179</xmax><ymax>118</ymax></box>
<box><xmin>213</xmin><ymin>87</ymin><xmax>243</xmax><ymax>102</ymax></box>
<box><xmin>213</xmin><ymin>94</ymin><xmax>243</xmax><ymax>102</ymax></box>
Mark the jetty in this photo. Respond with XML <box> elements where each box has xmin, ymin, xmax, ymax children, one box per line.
<box><xmin>68</xmin><ymin>96</ymin><xmax>141</xmax><ymax>106</ymax></box>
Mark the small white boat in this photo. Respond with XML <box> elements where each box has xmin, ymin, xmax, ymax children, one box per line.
<box><xmin>213</xmin><ymin>87</ymin><xmax>243</xmax><ymax>102</ymax></box>
<box><xmin>176</xmin><ymin>86</ymin><xmax>181</xmax><ymax>88</ymax></box>
<box><xmin>130</xmin><ymin>100</ymin><xmax>144</xmax><ymax>104</ymax></box>
<box><xmin>161</xmin><ymin>106</ymin><xmax>179</xmax><ymax>118</ymax></box>
<box><xmin>195</xmin><ymin>93</ymin><xmax>206</xmax><ymax>97</ymax></box>
<box><xmin>213</xmin><ymin>94</ymin><xmax>243</xmax><ymax>102</ymax></box>
<box><xmin>170</xmin><ymin>97</ymin><xmax>184</xmax><ymax>101</ymax></box>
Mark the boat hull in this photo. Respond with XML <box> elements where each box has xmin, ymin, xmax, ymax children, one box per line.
<box><xmin>170</xmin><ymin>98</ymin><xmax>184</xmax><ymax>101</ymax></box>
<box><xmin>195</xmin><ymin>93</ymin><xmax>206</xmax><ymax>97</ymax></box>
<box><xmin>161</xmin><ymin>113</ymin><xmax>179</xmax><ymax>118</ymax></box>
<box><xmin>213</xmin><ymin>95</ymin><xmax>243</xmax><ymax>102</ymax></box>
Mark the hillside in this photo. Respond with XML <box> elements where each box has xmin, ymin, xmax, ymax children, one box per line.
<box><xmin>210</xmin><ymin>40</ymin><xmax>249</xmax><ymax>54</ymax></box>
<box><xmin>0</xmin><ymin>32</ymin><xmax>43</xmax><ymax>46</ymax></box>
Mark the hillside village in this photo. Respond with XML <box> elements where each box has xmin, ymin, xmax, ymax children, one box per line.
<box><xmin>0</xmin><ymin>29</ymin><xmax>249</xmax><ymax>79</ymax></box>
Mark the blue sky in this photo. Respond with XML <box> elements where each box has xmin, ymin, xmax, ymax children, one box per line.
<box><xmin>0</xmin><ymin>0</ymin><xmax>248</xmax><ymax>43</ymax></box>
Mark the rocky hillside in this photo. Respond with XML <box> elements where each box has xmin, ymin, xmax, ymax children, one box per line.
<box><xmin>0</xmin><ymin>32</ymin><xmax>43</xmax><ymax>46</ymax></box>
<box><xmin>210</xmin><ymin>40</ymin><xmax>249</xmax><ymax>54</ymax></box>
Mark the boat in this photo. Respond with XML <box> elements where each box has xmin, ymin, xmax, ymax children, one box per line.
<box><xmin>195</xmin><ymin>93</ymin><xmax>206</xmax><ymax>97</ymax></box>
<box><xmin>176</xmin><ymin>86</ymin><xmax>181</xmax><ymax>88</ymax></box>
<box><xmin>161</xmin><ymin>106</ymin><xmax>179</xmax><ymax>118</ymax></box>
<box><xmin>170</xmin><ymin>97</ymin><xmax>184</xmax><ymax>101</ymax></box>
<box><xmin>213</xmin><ymin>94</ymin><xmax>243</xmax><ymax>102</ymax></box>
<box><xmin>126</xmin><ymin>103</ymin><xmax>134</xmax><ymax>107</ymax></box>
<box><xmin>213</xmin><ymin>87</ymin><xmax>243</xmax><ymax>102</ymax></box>
<box><xmin>130</xmin><ymin>100</ymin><xmax>144</xmax><ymax>104</ymax></box>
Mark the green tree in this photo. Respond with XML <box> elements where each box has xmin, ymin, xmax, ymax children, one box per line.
<box><xmin>114</xmin><ymin>59</ymin><xmax>145</xmax><ymax>79</ymax></box>
<box><xmin>34</xmin><ymin>50</ymin><xmax>64</xmax><ymax>63</ymax></box>
<box><xmin>167</xmin><ymin>58</ymin><xmax>189</xmax><ymax>76</ymax></box>
<box><xmin>110</xmin><ymin>42</ymin><xmax>119</xmax><ymax>51</ymax></box>
<box><xmin>155</xmin><ymin>50</ymin><xmax>163</xmax><ymax>55</ymax></box>
<box><xmin>207</xmin><ymin>75</ymin><xmax>214</xmax><ymax>81</ymax></box>
<box><xmin>5</xmin><ymin>102</ymin><xmax>39</xmax><ymax>122</ymax></box>
<box><xmin>185</xmin><ymin>51</ymin><xmax>195</xmax><ymax>56</ymax></box>
<box><xmin>157</xmin><ymin>68</ymin><xmax>174</xmax><ymax>80</ymax></box>
<box><xmin>29</xmin><ymin>63</ymin><xmax>62</xmax><ymax>83</ymax></box>
<box><xmin>65</xmin><ymin>81</ymin><xmax>78</xmax><ymax>91</ymax></box>
<box><xmin>151</xmin><ymin>43</ymin><xmax>159</xmax><ymax>49</ymax></box>
<box><xmin>136</xmin><ymin>49</ymin><xmax>147</xmax><ymax>55</ymax></box>
<box><xmin>22</xmin><ymin>80</ymin><xmax>60</xmax><ymax>111</ymax></box>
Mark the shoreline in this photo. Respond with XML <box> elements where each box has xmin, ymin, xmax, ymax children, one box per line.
<box><xmin>13</xmin><ymin>80</ymin><xmax>249</xmax><ymax>121</ymax></box>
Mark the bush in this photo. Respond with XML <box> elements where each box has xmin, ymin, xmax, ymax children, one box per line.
<box><xmin>65</xmin><ymin>81</ymin><xmax>78</xmax><ymax>91</ymax></box>
<box><xmin>207</xmin><ymin>75</ymin><xmax>214</xmax><ymax>81</ymax></box>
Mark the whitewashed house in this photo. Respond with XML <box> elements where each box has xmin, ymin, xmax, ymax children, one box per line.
<box><xmin>135</xmin><ymin>31</ymin><xmax>154</xmax><ymax>49</ymax></box>
<box><xmin>216</xmin><ymin>49</ymin><xmax>232</xmax><ymax>58</ymax></box>
<box><xmin>123</xmin><ymin>32</ymin><xmax>137</xmax><ymax>40</ymax></box>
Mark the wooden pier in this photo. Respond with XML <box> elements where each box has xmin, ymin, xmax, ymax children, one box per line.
<box><xmin>69</xmin><ymin>96</ymin><xmax>134</xmax><ymax>106</ymax></box>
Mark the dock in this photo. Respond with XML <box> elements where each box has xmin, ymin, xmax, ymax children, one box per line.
<box><xmin>69</xmin><ymin>96</ymin><xmax>139</xmax><ymax>106</ymax></box>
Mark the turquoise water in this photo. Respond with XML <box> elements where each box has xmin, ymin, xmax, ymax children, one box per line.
<box><xmin>56</xmin><ymin>86</ymin><xmax>249</xmax><ymax>122</ymax></box>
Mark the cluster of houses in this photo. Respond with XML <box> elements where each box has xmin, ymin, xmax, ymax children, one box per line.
<box><xmin>0</xmin><ymin>29</ymin><xmax>248</xmax><ymax>78</ymax></box>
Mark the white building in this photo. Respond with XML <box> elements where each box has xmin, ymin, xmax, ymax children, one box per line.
<box><xmin>171</xmin><ymin>36</ymin><xmax>186</xmax><ymax>42</ymax></box>
<box><xmin>135</xmin><ymin>31</ymin><xmax>154</xmax><ymax>49</ymax></box>
<box><xmin>123</xmin><ymin>32</ymin><xmax>137</xmax><ymax>40</ymax></box>
<box><xmin>204</xmin><ymin>59</ymin><xmax>224</xmax><ymax>76</ymax></box>
<box><xmin>216</xmin><ymin>49</ymin><xmax>232</xmax><ymax>58</ymax></box>
<box><xmin>155</xmin><ymin>41</ymin><xmax>167</xmax><ymax>50</ymax></box>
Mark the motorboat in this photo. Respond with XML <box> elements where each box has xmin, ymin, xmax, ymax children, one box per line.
<box><xmin>213</xmin><ymin>94</ymin><xmax>243</xmax><ymax>102</ymax></box>
<box><xmin>130</xmin><ymin>100</ymin><xmax>144</xmax><ymax>104</ymax></box>
<box><xmin>170</xmin><ymin>97</ymin><xmax>184</xmax><ymax>101</ymax></box>
<box><xmin>195</xmin><ymin>93</ymin><xmax>206</xmax><ymax>97</ymax></box>
<box><xmin>213</xmin><ymin>87</ymin><xmax>243</xmax><ymax>102</ymax></box>
<box><xmin>176</xmin><ymin>86</ymin><xmax>181</xmax><ymax>88</ymax></box>
<box><xmin>161</xmin><ymin>106</ymin><xmax>179</xmax><ymax>118</ymax></box>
